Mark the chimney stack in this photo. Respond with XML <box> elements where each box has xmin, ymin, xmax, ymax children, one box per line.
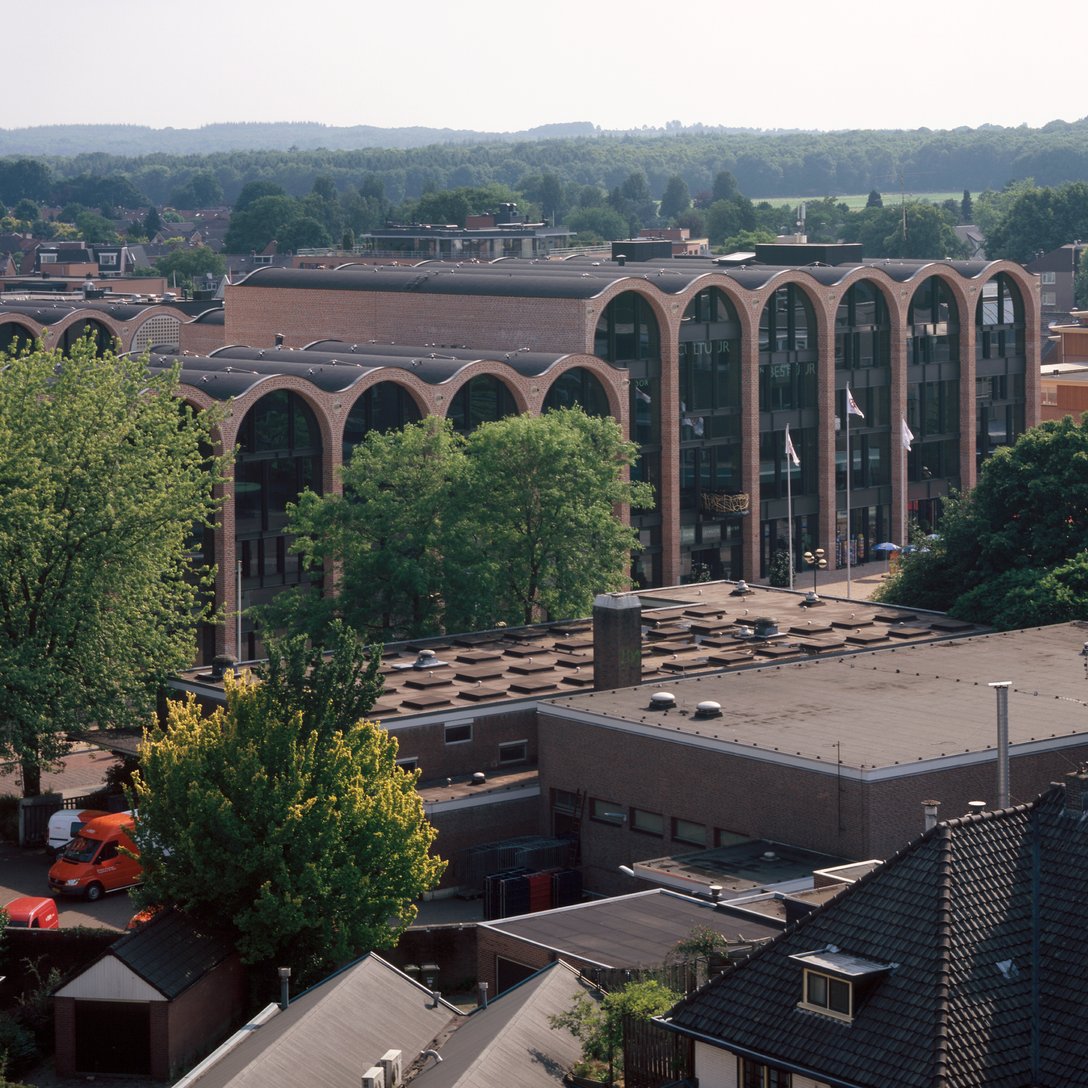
<box><xmin>593</xmin><ymin>593</ymin><xmax>642</xmax><ymax>691</ymax></box>
<box><xmin>922</xmin><ymin>800</ymin><xmax>940</xmax><ymax>832</ymax></box>
<box><xmin>278</xmin><ymin>966</ymin><xmax>291</xmax><ymax>1010</ymax></box>
<box><xmin>1064</xmin><ymin>767</ymin><xmax>1088</xmax><ymax>813</ymax></box>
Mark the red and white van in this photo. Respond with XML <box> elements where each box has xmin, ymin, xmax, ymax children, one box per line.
<box><xmin>4</xmin><ymin>896</ymin><xmax>59</xmax><ymax>929</ymax></box>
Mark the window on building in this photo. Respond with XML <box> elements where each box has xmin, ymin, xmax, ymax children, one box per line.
<box><xmin>740</xmin><ymin>1058</ymin><xmax>792</xmax><ymax>1087</ymax></box>
<box><xmin>1042</xmin><ymin>291</ymin><xmax>1056</xmax><ymax>308</ymax></box>
<box><xmin>672</xmin><ymin>818</ymin><xmax>707</xmax><ymax>846</ymax></box>
<box><xmin>802</xmin><ymin>969</ymin><xmax>853</xmax><ymax>1019</ymax></box>
<box><xmin>444</xmin><ymin>722</ymin><xmax>473</xmax><ymax>745</ymax></box>
<box><xmin>552</xmin><ymin>788</ymin><xmax>578</xmax><ymax>814</ymax></box>
<box><xmin>498</xmin><ymin>740</ymin><xmax>528</xmax><ymax>765</ymax></box>
<box><xmin>590</xmin><ymin>798</ymin><xmax>625</xmax><ymax>825</ymax></box>
<box><xmin>1040</xmin><ymin>271</ymin><xmax>1056</xmax><ymax>285</ymax></box>
<box><xmin>397</xmin><ymin>757</ymin><xmax>419</xmax><ymax>774</ymax></box>
<box><xmin>630</xmin><ymin>808</ymin><xmax>664</xmax><ymax>836</ymax></box>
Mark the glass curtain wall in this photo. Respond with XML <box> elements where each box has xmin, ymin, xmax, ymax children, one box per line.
<box><xmin>834</xmin><ymin>281</ymin><xmax>891</xmax><ymax>567</ymax></box>
<box><xmin>906</xmin><ymin>276</ymin><xmax>960</xmax><ymax>534</ymax></box>
<box><xmin>975</xmin><ymin>273</ymin><xmax>1027</xmax><ymax>467</ymax></box>
<box><xmin>679</xmin><ymin>288</ymin><xmax>743</xmax><ymax>581</ymax></box>
<box><xmin>758</xmin><ymin>284</ymin><xmax>818</xmax><ymax>578</ymax></box>
<box><xmin>595</xmin><ymin>292</ymin><xmax>662</xmax><ymax>586</ymax></box>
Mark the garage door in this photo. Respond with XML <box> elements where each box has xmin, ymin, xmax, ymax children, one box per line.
<box><xmin>74</xmin><ymin>1000</ymin><xmax>151</xmax><ymax>1074</ymax></box>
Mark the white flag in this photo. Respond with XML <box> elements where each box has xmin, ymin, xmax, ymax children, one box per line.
<box><xmin>784</xmin><ymin>424</ymin><xmax>800</xmax><ymax>467</ymax></box>
<box><xmin>901</xmin><ymin>418</ymin><xmax>915</xmax><ymax>451</ymax></box>
<box><xmin>846</xmin><ymin>386</ymin><xmax>865</xmax><ymax>419</ymax></box>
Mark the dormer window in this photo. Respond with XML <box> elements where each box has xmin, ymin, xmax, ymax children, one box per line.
<box><xmin>790</xmin><ymin>948</ymin><xmax>893</xmax><ymax>1023</ymax></box>
<box><xmin>802</xmin><ymin>968</ymin><xmax>853</xmax><ymax>1019</ymax></box>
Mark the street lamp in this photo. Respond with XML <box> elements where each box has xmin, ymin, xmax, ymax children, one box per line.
<box><xmin>803</xmin><ymin>548</ymin><xmax>826</xmax><ymax>594</ymax></box>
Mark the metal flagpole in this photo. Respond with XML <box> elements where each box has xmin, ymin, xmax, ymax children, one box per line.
<box><xmin>901</xmin><ymin>417</ymin><xmax>915</xmax><ymax>547</ymax></box>
<box><xmin>844</xmin><ymin>387</ymin><xmax>865</xmax><ymax>600</ymax></box>
<box><xmin>785</xmin><ymin>425</ymin><xmax>799</xmax><ymax>590</ymax></box>
<box><xmin>845</xmin><ymin>394</ymin><xmax>852</xmax><ymax>599</ymax></box>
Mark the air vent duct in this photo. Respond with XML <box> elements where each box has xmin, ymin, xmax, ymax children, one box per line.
<box><xmin>649</xmin><ymin>691</ymin><xmax>676</xmax><ymax>710</ymax></box>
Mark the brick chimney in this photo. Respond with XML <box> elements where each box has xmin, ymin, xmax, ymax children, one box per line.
<box><xmin>593</xmin><ymin>593</ymin><xmax>642</xmax><ymax>691</ymax></box>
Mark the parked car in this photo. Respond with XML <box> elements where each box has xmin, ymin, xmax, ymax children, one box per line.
<box><xmin>46</xmin><ymin>808</ymin><xmax>109</xmax><ymax>858</ymax></box>
<box><xmin>4</xmin><ymin>896</ymin><xmax>59</xmax><ymax>929</ymax></box>
<box><xmin>47</xmin><ymin>812</ymin><xmax>140</xmax><ymax>901</ymax></box>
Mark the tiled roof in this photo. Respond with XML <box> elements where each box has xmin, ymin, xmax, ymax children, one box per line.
<box><xmin>663</xmin><ymin>783</ymin><xmax>1088</xmax><ymax>1088</ymax></box>
<box><xmin>110</xmin><ymin>909</ymin><xmax>235</xmax><ymax>1000</ymax></box>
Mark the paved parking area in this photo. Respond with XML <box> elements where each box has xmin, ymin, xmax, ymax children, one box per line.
<box><xmin>0</xmin><ymin>843</ymin><xmax>134</xmax><ymax>931</ymax></box>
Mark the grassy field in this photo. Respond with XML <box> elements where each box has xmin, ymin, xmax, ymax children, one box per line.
<box><xmin>753</xmin><ymin>192</ymin><xmax>970</xmax><ymax>210</ymax></box>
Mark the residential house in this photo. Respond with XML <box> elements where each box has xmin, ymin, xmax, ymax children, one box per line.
<box><xmin>658</xmin><ymin>773</ymin><xmax>1088</xmax><ymax>1087</ymax></box>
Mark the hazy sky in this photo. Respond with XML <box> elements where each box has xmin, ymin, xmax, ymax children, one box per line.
<box><xmin>11</xmin><ymin>0</ymin><xmax>1080</xmax><ymax>134</ymax></box>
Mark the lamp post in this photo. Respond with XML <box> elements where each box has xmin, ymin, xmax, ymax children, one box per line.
<box><xmin>803</xmin><ymin>548</ymin><xmax>826</xmax><ymax>594</ymax></box>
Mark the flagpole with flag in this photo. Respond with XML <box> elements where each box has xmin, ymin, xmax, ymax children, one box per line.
<box><xmin>844</xmin><ymin>386</ymin><xmax>865</xmax><ymax>598</ymax></box>
<box><xmin>785</xmin><ymin>424</ymin><xmax>800</xmax><ymax>589</ymax></box>
<box><xmin>901</xmin><ymin>417</ymin><xmax>915</xmax><ymax>546</ymax></box>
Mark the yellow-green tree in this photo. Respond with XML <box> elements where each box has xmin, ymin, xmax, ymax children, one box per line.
<box><xmin>132</xmin><ymin>629</ymin><xmax>445</xmax><ymax>979</ymax></box>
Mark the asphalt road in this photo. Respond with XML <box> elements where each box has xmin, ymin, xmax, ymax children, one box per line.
<box><xmin>0</xmin><ymin>842</ymin><xmax>134</xmax><ymax>930</ymax></box>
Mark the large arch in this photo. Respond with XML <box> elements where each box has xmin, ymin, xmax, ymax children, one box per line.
<box><xmin>541</xmin><ymin>365</ymin><xmax>611</xmax><ymax>418</ymax></box>
<box><xmin>676</xmin><ymin>286</ymin><xmax>745</xmax><ymax>581</ymax></box>
<box><xmin>445</xmin><ymin>372</ymin><xmax>520</xmax><ymax>434</ymax></box>
<box><xmin>975</xmin><ymin>271</ymin><xmax>1028</xmax><ymax>468</ymax></box>
<box><xmin>57</xmin><ymin>316</ymin><xmax>118</xmax><ymax>356</ymax></box>
<box><xmin>233</xmin><ymin>388</ymin><xmax>325</xmax><ymax>659</ymax></box>
<box><xmin>342</xmin><ymin>379</ymin><xmax>425</xmax><ymax>460</ymax></box>
<box><xmin>0</xmin><ymin>319</ymin><xmax>39</xmax><ymax>355</ymax></box>
<box><xmin>905</xmin><ymin>274</ymin><xmax>963</xmax><ymax>534</ymax></box>
<box><xmin>593</xmin><ymin>288</ymin><xmax>665</xmax><ymax>587</ymax></box>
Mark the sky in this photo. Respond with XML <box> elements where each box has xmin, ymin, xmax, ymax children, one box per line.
<box><xmin>9</xmin><ymin>0</ymin><xmax>1081</xmax><ymax>134</ymax></box>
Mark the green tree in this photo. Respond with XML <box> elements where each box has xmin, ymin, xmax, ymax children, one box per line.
<box><xmin>876</xmin><ymin>415</ymin><xmax>1088</xmax><ymax>626</ymax></box>
<box><xmin>549</xmin><ymin>978</ymin><xmax>679</xmax><ymax>1084</ymax></box>
<box><xmin>223</xmin><ymin>193</ymin><xmax>298</xmax><ymax>251</ymax></box>
<box><xmin>155</xmin><ymin>245</ymin><xmax>225</xmax><ymax>289</ymax></box>
<box><xmin>659</xmin><ymin>175</ymin><xmax>691</xmax><ymax>221</ymax></box>
<box><xmin>567</xmin><ymin>206</ymin><xmax>628</xmax><ymax>243</ymax></box>
<box><xmin>445</xmin><ymin>408</ymin><xmax>653</xmax><ymax>629</ymax></box>
<box><xmin>0</xmin><ymin>341</ymin><xmax>224</xmax><ymax>794</ymax></box>
<box><xmin>846</xmin><ymin>201</ymin><xmax>965</xmax><ymax>259</ymax></box>
<box><xmin>131</xmin><ymin>629</ymin><xmax>444</xmax><ymax>981</ymax></box>
<box><xmin>282</xmin><ymin>417</ymin><xmax>465</xmax><ymax>642</ymax></box>
<box><xmin>169</xmin><ymin>171</ymin><xmax>224</xmax><ymax>209</ymax></box>
<box><xmin>73</xmin><ymin>209</ymin><xmax>119</xmax><ymax>243</ymax></box>
<box><xmin>866</xmin><ymin>189</ymin><xmax>883</xmax><ymax>208</ymax></box>
<box><xmin>960</xmin><ymin>188</ymin><xmax>973</xmax><ymax>223</ymax></box>
<box><xmin>143</xmin><ymin>205</ymin><xmax>163</xmax><ymax>237</ymax></box>
<box><xmin>10</xmin><ymin>199</ymin><xmax>39</xmax><ymax>223</ymax></box>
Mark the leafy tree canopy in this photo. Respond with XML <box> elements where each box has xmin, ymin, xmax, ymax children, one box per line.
<box><xmin>155</xmin><ymin>245</ymin><xmax>225</xmax><ymax>287</ymax></box>
<box><xmin>0</xmin><ymin>341</ymin><xmax>224</xmax><ymax>794</ymax></box>
<box><xmin>275</xmin><ymin>409</ymin><xmax>652</xmax><ymax>643</ymax></box>
<box><xmin>876</xmin><ymin>415</ymin><xmax>1088</xmax><ymax>627</ymax></box>
<box><xmin>132</xmin><ymin>624</ymin><xmax>443</xmax><ymax>981</ymax></box>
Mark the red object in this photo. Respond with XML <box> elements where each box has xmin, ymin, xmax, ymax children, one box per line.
<box><xmin>4</xmin><ymin>896</ymin><xmax>60</xmax><ymax>929</ymax></box>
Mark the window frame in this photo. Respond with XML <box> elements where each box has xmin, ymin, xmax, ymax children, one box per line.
<box><xmin>589</xmin><ymin>798</ymin><xmax>625</xmax><ymax>826</ymax></box>
<box><xmin>672</xmin><ymin>817</ymin><xmax>707</xmax><ymax>846</ymax></box>
<box><xmin>630</xmin><ymin>807</ymin><xmax>664</xmax><ymax>836</ymax></box>
<box><xmin>800</xmin><ymin>968</ymin><xmax>854</xmax><ymax>1021</ymax></box>
<box><xmin>444</xmin><ymin>721</ymin><xmax>473</xmax><ymax>745</ymax></box>
<box><xmin>498</xmin><ymin>739</ymin><xmax>528</xmax><ymax>765</ymax></box>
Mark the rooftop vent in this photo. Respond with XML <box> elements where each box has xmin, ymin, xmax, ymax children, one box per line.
<box><xmin>470</xmin><ymin>771</ymin><xmax>486</xmax><ymax>785</ymax></box>
<box><xmin>695</xmin><ymin>700</ymin><xmax>722</xmax><ymax>718</ymax></box>
<box><xmin>649</xmin><ymin>691</ymin><xmax>676</xmax><ymax>710</ymax></box>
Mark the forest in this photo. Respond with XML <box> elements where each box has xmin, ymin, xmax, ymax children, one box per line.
<box><xmin>3</xmin><ymin>119</ymin><xmax>1088</xmax><ymax>264</ymax></box>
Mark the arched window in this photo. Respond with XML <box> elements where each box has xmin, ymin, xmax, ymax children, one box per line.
<box><xmin>343</xmin><ymin>382</ymin><xmax>421</xmax><ymax>459</ymax></box>
<box><xmin>543</xmin><ymin>367</ymin><xmax>610</xmax><ymax>418</ymax></box>
<box><xmin>975</xmin><ymin>273</ymin><xmax>1026</xmax><ymax>463</ymax></box>
<box><xmin>447</xmin><ymin>375</ymin><xmax>516</xmax><ymax>433</ymax></box>
<box><xmin>234</xmin><ymin>390</ymin><xmax>324</xmax><ymax>657</ymax></box>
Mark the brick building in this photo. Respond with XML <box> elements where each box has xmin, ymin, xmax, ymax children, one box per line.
<box><xmin>186</xmin><ymin>245</ymin><xmax>1036</xmax><ymax>607</ymax></box>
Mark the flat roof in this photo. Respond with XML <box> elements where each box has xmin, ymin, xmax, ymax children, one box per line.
<box><xmin>168</xmin><ymin>581</ymin><xmax>959</xmax><ymax>727</ymax></box>
<box><xmin>479</xmin><ymin>888</ymin><xmax>781</xmax><ymax>969</ymax></box>
<box><xmin>542</xmin><ymin>622</ymin><xmax>1088</xmax><ymax>778</ymax></box>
